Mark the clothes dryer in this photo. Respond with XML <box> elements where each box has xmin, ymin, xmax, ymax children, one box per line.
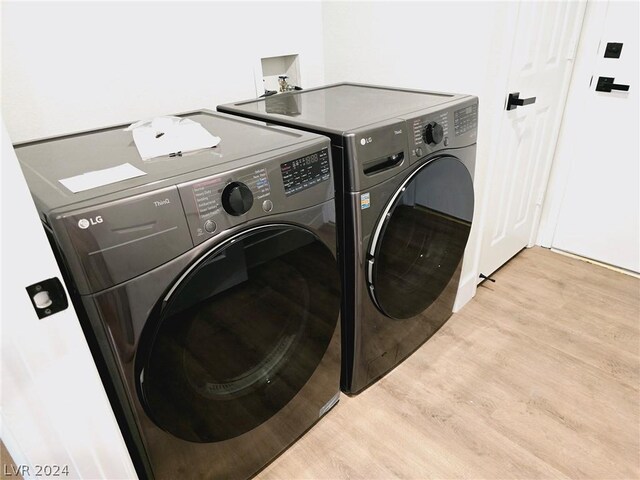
<box><xmin>15</xmin><ymin>111</ymin><xmax>342</xmax><ymax>479</ymax></box>
<box><xmin>219</xmin><ymin>84</ymin><xmax>477</xmax><ymax>393</ymax></box>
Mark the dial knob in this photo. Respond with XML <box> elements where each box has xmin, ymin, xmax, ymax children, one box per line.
<box><xmin>222</xmin><ymin>182</ymin><xmax>254</xmax><ymax>216</ymax></box>
<box><xmin>423</xmin><ymin>122</ymin><xmax>444</xmax><ymax>145</ymax></box>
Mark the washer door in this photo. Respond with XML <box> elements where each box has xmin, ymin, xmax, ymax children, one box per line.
<box><xmin>136</xmin><ymin>225</ymin><xmax>340</xmax><ymax>443</ymax></box>
<box><xmin>368</xmin><ymin>156</ymin><xmax>474</xmax><ymax>319</ymax></box>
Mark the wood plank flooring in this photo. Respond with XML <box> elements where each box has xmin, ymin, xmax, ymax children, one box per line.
<box><xmin>257</xmin><ymin>247</ymin><xmax>640</xmax><ymax>479</ymax></box>
<box><xmin>0</xmin><ymin>441</ymin><xmax>22</xmax><ymax>480</ymax></box>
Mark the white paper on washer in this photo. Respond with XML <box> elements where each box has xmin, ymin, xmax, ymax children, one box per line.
<box><xmin>59</xmin><ymin>163</ymin><xmax>147</xmax><ymax>193</ymax></box>
<box><xmin>125</xmin><ymin>116</ymin><xmax>221</xmax><ymax>161</ymax></box>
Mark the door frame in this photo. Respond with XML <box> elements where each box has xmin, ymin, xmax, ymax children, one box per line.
<box><xmin>453</xmin><ymin>2</ymin><xmax>520</xmax><ymax>311</ymax></box>
<box><xmin>528</xmin><ymin>0</ymin><xmax>587</xmax><ymax>249</ymax></box>
<box><xmin>537</xmin><ymin>0</ymin><xmax>608</xmax><ymax>248</ymax></box>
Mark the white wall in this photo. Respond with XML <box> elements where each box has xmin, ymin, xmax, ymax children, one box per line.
<box><xmin>1</xmin><ymin>1</ymin><xmax>326</xmax><ymax>143</ymax></box>
<box><xmin>1</xmin><ymin>118</ymin><xmax>138</xmax><ymax>479</ymax></box>
<box><xmin>322</xmin><ymin>1</ymin><xmax>517</xmax><ymax>309</ymax></box>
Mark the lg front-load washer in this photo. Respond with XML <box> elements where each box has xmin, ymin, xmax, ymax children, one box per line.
<box><xmin>15</xmin><ymin>111</ymin><xmax>342</xmax><ymax>479</ymax></box>
<box><xmin>219</xmin><ymin>84</ymin><xmax>477</xmax><ymax>394</ymax></box>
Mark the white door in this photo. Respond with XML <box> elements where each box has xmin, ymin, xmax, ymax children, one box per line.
<box><xmin>478</xmin><ymin>1</ymin><xmax>586</xmax><ymax>278</ymax></box>
<box><xmin>0</xmin><ymin>119</ymin><xmax>137</xmax><ymax>479</ymax></box>
<box><xmin>541</xmin><ymin>0</ymin><xmax>639</xmax><ymax>273</ymax></box>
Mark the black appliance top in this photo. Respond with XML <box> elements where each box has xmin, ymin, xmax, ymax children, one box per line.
<box><xmin>14</xmin><ymin>110</ymin><xmax>322</xmax><ymax>213</ymax></box>
<box><xmin>218</xmin><ymin>83</ymin><xmax>466</xmax><ymax>135</ymax></box>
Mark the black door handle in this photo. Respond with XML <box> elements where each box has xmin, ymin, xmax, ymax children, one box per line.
<box><xmin>506</xmin><ymin>92</ymin><xmax>537</xmax><ymax>110</ymax></box>
<box><xmin>596</xmin><ymin>76</ymin><xmax>630</xmax><ymax>93</ymax></box>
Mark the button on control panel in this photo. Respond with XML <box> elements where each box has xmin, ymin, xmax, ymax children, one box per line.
<box><xmin>204</xmin><ymin>219</ymin><xmax>217</xmax><ymax>233</ymax></box>
<box><xmin>262</xmin><ymin>199</ymin><xmax>274</xmax><ymax>212</ymax></box>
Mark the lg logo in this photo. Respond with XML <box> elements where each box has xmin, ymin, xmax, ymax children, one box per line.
<box><xmin>78</xmin><ymin>216</ymin><xmax>103</xmax><ymax>229</ymax></box>
<box><xmin>360</xmin><ymin>137</ymin><xmax>373</xmax><ymax>146</ymax></box>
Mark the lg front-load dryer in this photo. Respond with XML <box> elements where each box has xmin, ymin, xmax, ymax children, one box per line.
<box><xmin>219</xmin><ymin>84</ymin><xmax>477</xmax><ymax>394</ymax></box>
<box><xmin>15</xmin><ymin>111</ymin><xmax>342</xmax><ymax>479</ymax></box>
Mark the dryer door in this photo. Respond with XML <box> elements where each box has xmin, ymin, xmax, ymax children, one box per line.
<box><xmin>136</xmin><ymin>225</ymin><xmax>340</xmax><ymax>443</ymax></box>
<box><xmin>368</xmin><ymin>156</ymin><xmax>474</xmax><ymax>319</ymax></box>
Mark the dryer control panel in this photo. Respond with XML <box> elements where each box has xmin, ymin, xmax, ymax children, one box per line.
<box><xmin>454</xmin><ymin>103</ymin><xmax>478</xmax><ymax>136</ymax></box>
<box><xmin>407</xmin><ymin>97</ymin><xmax>478</xmax><ymax>164</ymax></box>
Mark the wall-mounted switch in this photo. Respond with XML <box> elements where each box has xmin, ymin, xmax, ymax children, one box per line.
<box><xmin>604</xmin><ymin>42</ymin><xmax>623</xmax><ymax>58</ymax></box>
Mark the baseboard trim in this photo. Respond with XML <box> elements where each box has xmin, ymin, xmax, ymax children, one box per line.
<box><xmin>453</xmin><ymin>270</ymin><xmax>478</xmax><ymax>313</ymax></box>
<box><xmin>550</xmin><ymin>248</ymin><xmax>640</xmax><ymax>278</ymax></box>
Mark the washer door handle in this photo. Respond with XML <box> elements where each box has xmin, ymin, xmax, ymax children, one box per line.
<box><xmin>506</xmin><ymin>92</ymin><xmax>537</xmax><ymax>110</ymax></box>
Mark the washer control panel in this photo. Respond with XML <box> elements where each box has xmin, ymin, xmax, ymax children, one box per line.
<box><xmin>281</xmin><ymin>148</ymin><xmax>330</xmax><ymax>197</ymax></box>
<box><xmin>178</xmin><ymin>146</ymin><xmax>332</xmax><ymax>245</ymax></box>
<box><xmin>192</xmin><ymin>169</ymin><xmax>270</xmax><ymax>217</ymax></box>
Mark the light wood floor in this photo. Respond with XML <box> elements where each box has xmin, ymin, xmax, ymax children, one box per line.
<box><xmin>1</xmin><ymin>441</ymin><xmax>21</xmax><ymax>480</ymax></box>
<box><xmin>258</xmin><ymin>247</ymin><xmax>640</xmax><ymax>479</ymax></box>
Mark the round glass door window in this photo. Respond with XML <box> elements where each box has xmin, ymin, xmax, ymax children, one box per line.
<box><xmin>369</xmin><ymin>156</ymin><xmax>474</xmax><ymax>319</ymax></box>
<box><xmin>136</xmin><ymin>225</ymin><xmax>340</xmax><ymax>443</ymax></box>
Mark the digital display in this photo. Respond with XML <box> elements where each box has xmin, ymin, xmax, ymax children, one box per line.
<box><xmin>281</xmin><ymin>148</ymin><xmax>330</xmax><ymax>197</ymax></box>
<box><xmin>454</xmin><ymin>104</ymin><xmax>478</xmax><ymax>136</ymax></box>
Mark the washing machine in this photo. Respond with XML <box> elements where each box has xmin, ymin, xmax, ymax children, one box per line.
<box><xmin>14</xmin><ymin>111</ymin><xmax>342</xmax><ymax>479</ymax></box>
<box><xmin>219</xmin><ymin>84</ymin><xmax>477</xmax><ymax>394</ymax></box>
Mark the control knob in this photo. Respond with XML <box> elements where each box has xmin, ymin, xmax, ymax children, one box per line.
<box><xmin>423</xmin><ymin>121</ymin><xmax>444</xmax><ymax>146</ymax></box>
<box><xmin>222</xmin><ymin>182</ymin><xmax>254</xmax><ymax>216</ymax></box>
